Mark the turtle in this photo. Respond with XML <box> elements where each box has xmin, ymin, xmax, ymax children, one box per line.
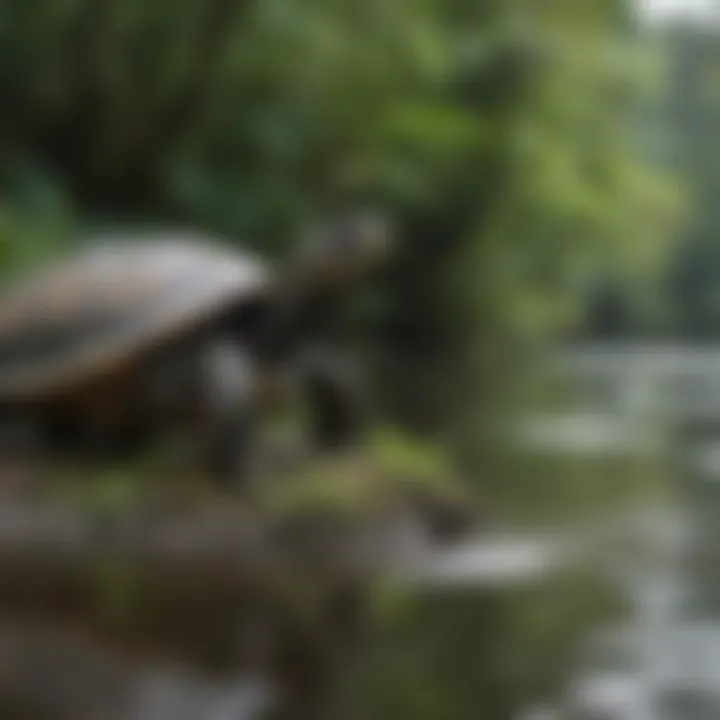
<box><xmin>0</xmin><ymin>210</ymin><xmax>392</xmax><ymax>487</ymax></box>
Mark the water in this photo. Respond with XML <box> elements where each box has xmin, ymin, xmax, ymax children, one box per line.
<box><xmin>0</xmin><ymin>341</ymin><xmax>705</xmax><ymax>720</ymax></box>
<box><xmin>536</xmin><ymin>344</ymin><xmax>720</xmax><ymax>720</ymax></box>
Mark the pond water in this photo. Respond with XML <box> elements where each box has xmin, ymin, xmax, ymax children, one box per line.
<box><xmin>0</xmin><ymin>342</ymin><xmax>710</xmax><ymax>720</ymax></box>
<box><xmin>525</xmin><ymin>344</ymin><xmax>720</xmax><ymax>720</ymax></box>
<box><xmin>345</xmin><ymin>343</ymin><xmax>720</xmax><ymax>720</ymax></box>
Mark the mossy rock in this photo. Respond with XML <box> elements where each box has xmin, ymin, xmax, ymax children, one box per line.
<box><xmin>0</xmin><ymin>427</ymin><xmax>478</xmax><ymax>540</ymax></box>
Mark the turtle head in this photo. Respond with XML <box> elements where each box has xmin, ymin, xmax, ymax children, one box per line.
<box><xmin>257</xmin><ymin>210</ymin><xmax>393</xmax><ymax>360</ymax></box>
<box><xmin>296</xmin><ymin>209</ymin><xmax>393</xmax><ymax>290</ymax></box>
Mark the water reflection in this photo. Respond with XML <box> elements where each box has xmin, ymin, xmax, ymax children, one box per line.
<box><xmin>0</xmin><ymin>343</ymin><xmax>708</xmax><ymax>719</ymax></box>
<box><xmin>531</xmin><ymin>345</ymin><xmax>720</xmax><ymax>720</ymax></box>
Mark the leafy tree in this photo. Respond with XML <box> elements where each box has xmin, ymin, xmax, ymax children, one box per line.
<box><xmin>0</xmin><ymin>0</ymin><xmax>679</xmax><ymax>478</ymax></box>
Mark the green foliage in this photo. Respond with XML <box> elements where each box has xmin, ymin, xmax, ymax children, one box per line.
<box><xmin>370</xmin><ymin>426</ymin><xmax>452</xmax><ymax>480</ymax></box>
<box><xmin>0</xmin><ymin>161</ymin><xmax>76</xmax><ymax>279</ymax></box>
<box><xmin>261</xmin><ymin>430</ymin><xmax>467</xmax><ymax>519</ymax></box>
<box><xmin>0</xmin><ymin>0</ymin><xmax>679</xmax><ymax>476</ymax></box>
<box><xmin>344</xmin><ymin>569</ymin><xmax>626</xmax><ymax>720</ymax></box>
<box><xmin>658</xmin><ymin>25</ymin><xmax>720</xmax><ymax>337</ymax></box>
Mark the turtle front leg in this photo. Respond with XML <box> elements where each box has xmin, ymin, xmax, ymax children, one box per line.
<box><xmin>298</xmin><ymin>347</ymin><xmax>367</xmax><ymax>452</ymax></box>
<box><xmin>200</xmin><ymin>340</ymin><xmax>261</xmax><ymax>489</ymax></box>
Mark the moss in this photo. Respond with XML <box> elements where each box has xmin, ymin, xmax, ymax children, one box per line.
<box><xmin>17</xmin><ymin>427</ymin><xmax>473</xmax><ymax>530</ymax></box>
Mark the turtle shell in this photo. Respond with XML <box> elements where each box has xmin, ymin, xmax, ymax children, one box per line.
<box><xmin>0</xmin><ymin>232</ymin><xmax>273</xmax><ymax>399</ymax></box>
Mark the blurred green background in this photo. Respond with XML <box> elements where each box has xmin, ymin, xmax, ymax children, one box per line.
<box><xmin>0</xmin><ymin>0</ymin><xmax>683</xmax><ymax>474</ymax></box>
